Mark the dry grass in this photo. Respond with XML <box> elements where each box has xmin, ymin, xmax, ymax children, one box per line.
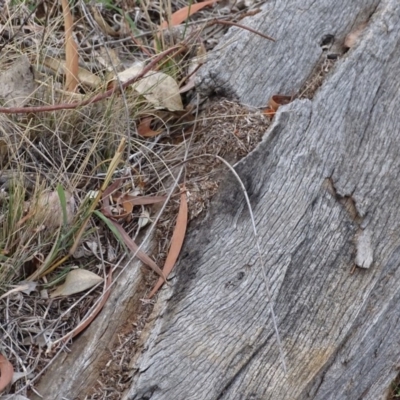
<box><xmin>0</xmin><ymin>0</ymin><xmax>270</xmax><ymax>396</ymax></box>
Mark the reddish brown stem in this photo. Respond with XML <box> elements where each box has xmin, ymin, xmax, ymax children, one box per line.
<box><xmin>211</xmin><ymin>19</ymin><xmax>275</xmax><ymax>42</ymax></box>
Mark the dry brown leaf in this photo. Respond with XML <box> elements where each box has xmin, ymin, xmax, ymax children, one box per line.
<box><xmin>120</xmin><ymin>194</ymin><xmax>166</xmax><ymax>206</ymax></box>
<box><xmin>148</xmin><ymin>186</ymin><xmax>187</xmax><ymax>298</ymax></box>
<box><xmin>0</xmin><ymin>354</ymin><xmax>13</xmax><ymax>393</ymax></box>
<box><xmin>159</xmin><ymin>0</ymin><xmax>216</xmax><ymax>29</ymax></box>
<box><xmin>137</xmin><ymin>117</ymin><xmax>163</xmax><ymax>137</ymax></box>
<box><xmin>50</xmin><ymin>269</ymin><xmax>103</xmax><ymax>298</ymax></box>
<box><xmin>61</xmin><ymin>0</ymin><xmax>79</xmax><ymax>92</ymax></box>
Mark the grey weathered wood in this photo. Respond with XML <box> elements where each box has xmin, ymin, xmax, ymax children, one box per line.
<box><xmin>125</xmin><ymin>1</ymin><xmax>400</xmax><ymax>399</ymax></box>
<box><xmin>198</xmin><ymin>0</ymin><xmax>380</xmax><ymax>105</ymax></box>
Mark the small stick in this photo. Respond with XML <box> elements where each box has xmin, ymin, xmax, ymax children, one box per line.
<box><xmin>210</xmin><ymin>19</ymin><xmax>275</xmax><ymax>42</ymax></box>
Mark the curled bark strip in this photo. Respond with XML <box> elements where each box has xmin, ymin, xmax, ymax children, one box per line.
<box><xmin>269</xmin><ymin>95</ymin><xmax>293</xmax><ymax>111</ymax></box>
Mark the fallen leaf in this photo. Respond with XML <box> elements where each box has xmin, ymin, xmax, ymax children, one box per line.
<box><xmin>54</xmin><ymin>269</ymin><xmax>112</xmax><ymax>344</ymax></box>
<box><xmin>108</xmin><ymin>218</ymin><xmax>166</xmax><ymax>281</ymax></box>
<box><xmin>50</xmin><ymin>269</ymin><xmax>103</xmax><ymax>298</ymax></box>
<box><xmin>160</xmin><ymin>0</ymin><xmax>216</xmax><ymax>30</ymax></box>
<box><xmin>0</xmin><ymin>354</ymin><xmax>13</xmax><ymax>392</ymax></box>
<box><xmin>148</xmin><ymin>186</ymin><xmax>187</xmax><ymax>298</ymax></box>
<box><xmin>29</xmin><ymin>190</ymin><xmax>75</xmax><ymax>230</ymax></box>
<box><xmin>102</xmin><ymin>182</ymin><xmax>166</xmax><ymax>219</ymax></box>
<box><xmin>137</xmin><ymin>117</ymin><xmax>163</xmax><ymax>137</ymax></box>
<box><xmin>116</xmin><ymin>63</ymin><xmax>183</xmax><ymax>111</ymax></box>
<box><xmin>0</xmin><ymin>55</ymin><xmax>36</xmax><ymax>107</ymax></box>
<box><xmin>138</xmin><ymin>210</ymin><xmax>151</xmax><ymax>228</ymax></box>
<box><xmin>0</xmin><ymin>281</ymin><xmax>37</xmax><ymax>299</ymax></box>
<box><xmin>61</xmin><ymin>0</ymin><xmax>79</xmax><ymax>92</ymax></box>
<box><xmin>119</xmin><ymin>194</ymin><xmax>166</xmax><ymax>206</ymax></box>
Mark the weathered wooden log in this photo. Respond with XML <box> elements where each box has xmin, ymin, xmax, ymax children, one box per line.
<box><xmin>125</xmin><ymin>0</ymin><xmax>400</xmax><ymax>399</ymax></box>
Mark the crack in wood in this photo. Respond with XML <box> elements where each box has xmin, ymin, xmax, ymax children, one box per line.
<box><xmin>324</xmin><ymin>177</ymin><xmax>362</xmax><ymax>224</ymax></box>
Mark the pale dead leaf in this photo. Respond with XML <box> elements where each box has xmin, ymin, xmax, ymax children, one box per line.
<box><xmin>138</xmin><ymin>210</ymin><xmax>151</xmax><ymax>229</ymax></box>
<box><xmin>117</xmin><ymin>63</ymin><xmax>183</xmax><ymax>111</ymax></box>
<box><xmin>30</xmin><ymin>190</ymin><xmax>75</xmax><ymax>230</ymax></box>
<box><xmin>55</xmin><ymin>269</ymin><xmax>112</xmax><ymax>344</ymax></box>
<box><xmin>0</xmin><ymin>281</ymin><xmax>37</xmax><ymax>299</ymax></box>
<box><xmin>50</xmin><ymin>269</ymin><xmax>103</xmax><ymax>298</ymax></box>
<box><xmin>0</xmin><ymin>55</ymin><xmax>36</xmax><ymax>107</ymax></box>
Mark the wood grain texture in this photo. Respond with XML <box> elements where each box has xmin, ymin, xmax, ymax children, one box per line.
<box><xmin>197</xmin><ymin>0</ymin><xmax>380</xmax><ymax>105</ymax></box>
<box><xmin>126</xmin><ymin>1</ymin><xmax>400</xmax><ymax>399</ymax></box>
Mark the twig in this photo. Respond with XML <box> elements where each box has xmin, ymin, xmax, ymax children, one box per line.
<box><xmin>210</xmin><ymin>19</ymin><xmax>275</xmax><ymax>42</ymax></box>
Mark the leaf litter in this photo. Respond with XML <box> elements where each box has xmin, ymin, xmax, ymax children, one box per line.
<box><xmin>0</xmin><ymin>0</ymin><xmax>273</xmax><ymax>397</ymax></box>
